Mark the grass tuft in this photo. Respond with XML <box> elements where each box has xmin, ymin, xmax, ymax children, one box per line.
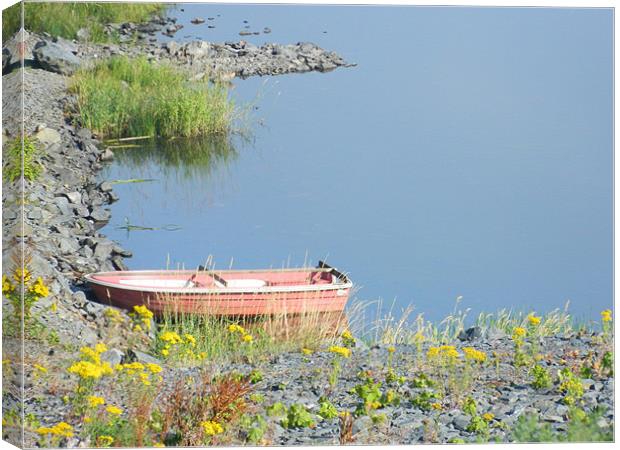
<box><xmin>70</xmin><ymin>56</ymin><xmax>235</xmax><ymax>139</ymax></box>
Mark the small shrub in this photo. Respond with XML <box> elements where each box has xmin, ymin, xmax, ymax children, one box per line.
<box><xmin>3</xmin><ymin>135</ymin><xmax>42</xmax><ymax>183</ymax></box>
<box><xmin>558</xmin><ymin>368</ymin><xmax>584</xmax><ymax>406</ymax></box>
<box><xmin>266</xmin><ymin>402</ymin><xmax>286</xmax><ymax>418</ymax></box>
<box><xmin>239</xmin><ymin>414</ymin><xmax>267</xmax><ymax>444</ymax></box>
<box><xmin>530</xmin><ymin>365</ymin><xmax>553</xmax><ymax>390</ymax></box>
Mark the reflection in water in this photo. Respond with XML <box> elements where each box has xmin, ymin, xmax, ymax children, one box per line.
<box><xmin>113</xmin><ymin>134</ymin><xmax>239</xmax><ymax>181</ymax></box>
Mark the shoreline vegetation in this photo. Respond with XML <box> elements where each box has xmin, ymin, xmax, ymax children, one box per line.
<box><xmin>2</xmin><ymin>2</ymin><xmax>165</xmax><ymax>42</ymax></box>
<box><xmin>71</xmin><ymin>56</ymin><xmax>236</xmax><ymax>139</ymax></box>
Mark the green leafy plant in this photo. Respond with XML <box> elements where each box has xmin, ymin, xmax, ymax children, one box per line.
<box><xmin>530</xmin><ymin>365</ymin><xmax>553</xmax><ymax>390</ymax></box>
<box><xmin>239</xmin><ymin>414</ymin><xmax>267</xmax><ymax>444</ymax></box>
<box><xmin>266</xmin><ymin>402</ymin><xmax>286</xmax><ymax>418</ymax></box>
<box><xmin>411</xmin><ymin>390</ymin><xmax>441</xmax><ymax>412</ymax></box>
<box><xmin>317</xmin><ymin>397</ymin><xmax>338</xmax><ymax>420</ymax></box>
<box><xmin>558</xmin><ymin>368</ymin><xmax>584</xmax><ymax>406</ymax></box>
<box><xmin>280</xmin><ymin>404</ymin><xmax>315</xmax><ymax>429</ymax></box>
<box><xmin>3</xmin><ymin>135</ymin><xmax>42</xmax><ymax>183</ymax></box>
<box><xmin>248</xmin><ymin>369</ymin><xmax>264</xmax><ymax>384</ymax></box>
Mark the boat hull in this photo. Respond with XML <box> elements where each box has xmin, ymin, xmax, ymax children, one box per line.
<box><xmin>85</xmin><ymin>266</ymin><xmax>352</xmax><ymax>317</ymax></box>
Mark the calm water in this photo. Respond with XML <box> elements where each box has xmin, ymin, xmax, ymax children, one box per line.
<box><xmin>102</xmin><ymin>5</ymin><xmax>613</xmax><ymax>323</ymax></box>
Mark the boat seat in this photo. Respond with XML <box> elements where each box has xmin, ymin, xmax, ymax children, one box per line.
<box><xmin>225</xmin><ymin>279</ymin><xmax>267</xmax><ymax>289</ymax></box>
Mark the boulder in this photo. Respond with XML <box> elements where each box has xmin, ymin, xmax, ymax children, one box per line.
<box><xmin>33</xmin><ymin>40</ymin><xmax>81</xmax><ymax>75</ymax></box>
<box><xmin>34</xmin><ymin>127</ymin><xmax>61</xmax><ymax>146</ymax></box>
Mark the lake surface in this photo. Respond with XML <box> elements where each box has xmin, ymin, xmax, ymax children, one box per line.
<box><xmin>102</xmin><ymin>5</ymin><xmax>613</xmax><ymax>324</ymax></box>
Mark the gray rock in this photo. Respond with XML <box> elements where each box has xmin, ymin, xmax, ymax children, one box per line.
<box><xmin>63</xmin><ymin>191</ymin><xmax>82</xmax><ymax>204</ymax></box>
<box><xmin>58</xmin><ymin>237</ymin><xmax>80</xmax><ymax>254</ymax></box>
<box><xmin>93</xmin><ymin>241</ymin><xmax>114</xmax><ymax>259</ymax></box>
<box><xmin>89</xmin><ymin>207</ymin><xmax>111</xmax><ymax>222</ymax></box>
<box><xmin>72</xmin><ymin>290</ymin><xmax>88</xmax><ymax>306</ymax></box>
<box><xmin>99</xmin><ymin>181</ymin><xmax>113</xmax><ymax>192</ymax></box>
<box><xmin>100</xmin><ymin>148</ymin><xmax>115</xmax><ymax>161</ymax></box>
<box><xmin>100</xmin><ymin>349</ymin><xmax>124</xmax><ymax>367</ymax></box>
<box><xmin>452</xmin><ymin>413</ymin><xmax>470</xmax><ymax>431</ymax></box>
<box><xmin>129</xmin><ymin>349</ymin><xmax>163</xmax><ymax>366</ymax></box>
<box><xmin>33</xmin><ymin>40</ymin><xmax>81</xmax><ymax>75</ymax></box>
<box><xmin>35</xmin><ymin>127</ymin><xmax>62</xmax><ymax>146</ymax></box>
<box><xmin>457</xmin><ymin>326</ymin><xmax>482</xmax><ymax>342</ymax></box>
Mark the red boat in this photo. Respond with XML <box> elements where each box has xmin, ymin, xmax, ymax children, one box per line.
<box><xmin>84</xmin><ymin>261</ymin><xmax>353</xmax><ymax>317</ymax></box>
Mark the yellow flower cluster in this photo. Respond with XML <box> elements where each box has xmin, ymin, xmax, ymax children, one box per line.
<box><xmin>87</xmin><ymin>395</ymin><xmax>105</xmax><ymax>408</ymax></box>
<box><xmin>431</xmin><ymin>402</ymin><xmax>442</xmax><ymax>410</ymax></box>
<box><xmin>97</xmin><ymin>435</ymin><xmax>114</xmax><ymax>447</ymax></box>
<box><xmin>160</xmin><ymin>331</ymin><xmax>183</xmax><ymax>345</ymax></box>
<box><xmin>159</xmin><ymin>330</ymin><xmax>205</xmax><ymax>360</ymax></box>
<box><xmin>527</xmin><ymin>314</ymin><xmax>541</xmax><ymax>326</ymax></box>
<box><xmin>67</xmin><ymin>343</ymin><xmax>114</xmax><ymax>379</ymax></box>
<box><xmin>463</xmin><ymin>347</ymin><xmax>487</xmax><ymax>363</ymax></box>
<box><xmin>342</xmin><ymin>330</ymin><xmax>354</xmax><ymax>341</ymax></box>
<box><xmin>115</xmin><ymin>361</ymin><xmax>163</xmax><ymax>386</ymax></box>
<box><xmin>36</xmin><ymin>422</ymin><xmax>73</xmax><ymax>438</ymax></box>
<box><xmin>201</xmin><ymin>420</ymin><xmax>224</xmax><ymax>436</ymax></box>
<box><xmin>13</xmin><ymin>268</ymin><xmax>31</xmax><ymax>283</ymax></box>
<box><xmin>104</xmin><ymin>307</ymin><xmax>124</xmax><ymax>324</ymax></box>
<box><xmin>387</xmin><ymin>346</ymin><xmax>396</xmax><ymax>354</ymax></box>
<box><xmin>328</xmin><ymin>345</ymin><xmax>352</xmax><ymax>358</ymax></box>
<box><xmin>28</xmin><ymin>277</ymin><xmax>49</xmax><ymax>298</ymax></box>
<box><xmin>106</xmin><ymin>405</ymin><xmax>123</xmax><ymax>415</ymax></box>
<box><xmin>2</xmin><ymin>274</ymin><xmax>15</xmax><ymax>294</ymax></box>
<box><xmin>601</xmin><ymin>309</ymin><xmax>612</xmax><ymax>323</ymax></box>
<box><xmin>131</xmin><ymin>305</ymin><xmax>154</xmax><ymax>331</ymax></box>
<box><xmin>427</xmin><ymin>345</ymin><xmax>460</xmax><ymax>361</ymax></box>
<box><xmin>228</xmin><ymin>323</ymin><xmax>254</xmax><ymax>343</ymax></box>
<box><xmin>512</xmin><ymin>327</ymin><xmax>527</xmax><ymax>340</ymax></box>
<box><xmin>301</xmin><ymin>348</ymin><xmax>314</xmax><ymax>355</ymax></box>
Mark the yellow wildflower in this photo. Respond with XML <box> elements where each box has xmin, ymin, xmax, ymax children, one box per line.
<box><xmin>36</xmin><ymin>422</ymin><xmax>73</xmax><ymax>438</ymax></box>
<box><xmin>13</xmin><ymin>268</ymin><xmax>31</xmax><ymax>283</ymax></box>
<box><xmin>242</xmin><ymin>334</ymin><xmax>253</xmax><ymax>343</ymax></box>
<box><xmin>160</xmin><ymin>331</ymin><xmax>182</xmax><ymax>344</ymax></box>
<box><xmin>161</xmin><ymin>348</ymin><xmax>169</xmax><ymax>357</ymax></box>
<box><xmin>67</xmin><ymin>361</ymin><xmax>113</xmax><ymax>379</ymax></box>
<box><xmin>427</xmin><ymin>347</ymin><xmax>440</xmax><ymax>358</ymax></box>
<box><xmin>2</xmin><ymin>274</ymin><xmax>15</xmax><ymax>294</ymax></box>
<box><xmin>28</xmin><ymin>277</ymin><xmax>49</xmax><ymax>298</ymax></box>
<box><xmin>601</xmin><ymin>309</ymin><xmax>612</xmax><ymax>323</ymax></box>
<box><xmin>94</xmin><ymin>343</ymin><xmax>108</xmax><ymax>354</ymax></box>
<box><xmin>106</xmin><ymin>405</ymin><xmax>122</xmax><ymax>415</ymax></box>
<box><xmin>153</xmin><ymin>443</ymin><xmax>165</xmax><ymax>447</ymax></box>
<box><xmin>527</xmin><ymin>314</ymin><xmax>541</xmax><ymax>326</ymax></box>
<box><xmin>483</xmin><ymin>413</ymin><xmax>495</xmax><ymax>422</ymax></box>
<box><xmin>84</xmin><ymin>417</ymin><xmax>92</xmax><ymax>423</ymax></box>
<box><xmin>104</xmin><ymin>307</ymin><xmax>124</xmax><ymax>323</ymax></box>
<box><xmin>146</xmin><ymin>363</ymin><xmax>163</xmax><ymax>374</ymax></box>
<box><xmin>228</xmin><ymin>324</ymin><xmax>245</xmax><ymax>334</ymax></box>
<box><xmin>133</xmin><ymin>304</ymin><xmax>154</xmax><ymax>319</ymax></box>
<box><xmin>87</xmin><ymin>395</ymin><xmax>105</xmax><ymax>408</ymax></box>
<box><xmin>97</xmin><ymin>435</ymin><xmax>114</xmax><ymax>447</ymax></box>
<box><xmin>431</xmin><ymin>402</ymin><xmax>442</xmax><ymax>410</ymax></box>
<box><xmin>301</xmin><ymin>348</ymin><xmax>313</xmax><ymax>355</ymax></box>
<box><xmin>49</xmin><ymin>302</ymin><xmax>57</xmax><ymax>313</ymax></box>
<box><xmin>387</xmin><ymin>346</ymin><xmax>396</xmax><ymax>354</ymax></box>
<box><xmin>342</xmin><ymin>330</ymin><xmax>354</xmax><ymax>340</ymax></box>
<box><xmin>34</xmin><ymin>364</ymin><xmax>48</xmax><ymax>374</ymax></box>
<box><xmin>201</xmin><ymin>420</ymin><xmax>224</xmax><ymax>436</ymax></box>
<box><xmin>463</xmin><ymin>347</ymin><xmax>487</xmax><ymax>363</ymax></box>
<box><xmin>328</xmin><ymin>345</ymin><xmax>351</xmax><ymax>358</ymax></box>
<box><xmin>184</xmin><ymin>334</ymin><xmax>197</xmax><ymax>346</ymax></box>
<box><xmin>134</xmin><ymin>324</ymin><xmax>143</xmax><ymax>332</ymax></box>
<box><xmin>139</xmin><ymin>372</ymin><xmax>151</xmax><ymax>386</ymax></box>
<box><xmin>513</xmin><ymin>327</ymin><xmax>527</xmax><ymax>339</ymax></box>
